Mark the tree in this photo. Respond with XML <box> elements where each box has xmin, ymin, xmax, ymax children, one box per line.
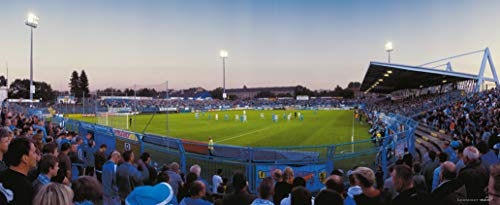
<box><xmin>79</xmin><ymin>70</ymin><xmax>90</xmax><ymax>98</ymax></box>
<box><xmin>209</xmin><ymin>87</ymin><xmax>224</xmax><ymax>100</ymax></box>
<box><xmin>295</xmin><ymin>85</ymin><xmax>315</xmax><ymax>96</ymax></box>
<box><xmin>69</xmin><ymin>70</ymin><xmax>80</xmax><ymax>96</ymax></box>
<box><xmin>137</xmin><ymin>88</ymin><xmax>158</xmax><ymax>97</ymax></box>
<box><xmin>124</xmin><ymin>88</ymin><xmax>135</xmax><ymax>96</ymax></box>
<box><xmin>9</xmin><ymin>79</ymin><xmax>56</xmax><ymax>102</ymax></box>
<box><xmin>0</xmin><ymin>76</ymin><xmax>6</xmax><ymax>87</ymax></box>
<box><xmin>347</xmin><ymin>82</ymin><xmax>361</xmax><ymax>89</ymax></box>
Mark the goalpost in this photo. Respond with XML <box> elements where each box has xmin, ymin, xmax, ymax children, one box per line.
<box><xmin>96</xmin><ymin>111</ymin><xmax>133</xmax><ymax>130</ymax></box>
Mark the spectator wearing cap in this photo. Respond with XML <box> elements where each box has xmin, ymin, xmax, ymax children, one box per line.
<box><xmin>116</xmin><ymin>150</ymin><xmax>149</xmax><ymax>202</ymax></box>
<box><xmin>432</xmin><ymin>152</ymin><xmax>448</xmax><ymax>191</ymax></box>
<box><xmin>494</xmin><ymin>143</ymin><xmax>500</xmax><ymax>160</ymax></box>
<box><xmin>458</xmin><ymin>146</ymin><xmax>489</xmax><ymax>201</ymax></box>
<box><xmin>126</xmin><ymin>178</ymin><xmax>178</xmax><ymax>205</ymax></box>
<box><xmin>102</xmin><ymin>150</ymin><xmax>121</xmax><ymax>205</ymax></box>
<box><xmin>443</xmin><ymin>141</ymin><xmax>457</xmax><ymax>163</ymax></box>
<box><xmin>220</xmin><ymin>172</ymin><xmax>257</xmax><ymax>205</ymax></box>
<box><xmin>251</xmin><ymin>177</ymin><xmax>274</xmax><ymax>205</ymax></box>
<box><xmin>431</xmin><ymin>161</ymin><xmax>467</xmax><ymax>205</ymax></box>
<box><xmin>0</xmin><ymin>128</ymin><xmax>11</xmax><ymax>172</ymax></box>
<box><xmin>391</xmin><ymin>165</ymin><xmax>431</xmax><ymax>205</ymax></box>
<box><xmin>273</xmin><ymin>167</ymin><xmax>293</xmax><ymax>204</ymax></box>
<box><xmin>352</xmin><ymin>167</ymin><xmax>386</xmax><ymax>205</ymax></box>
<box><xmin>0</xmin><ymin>137</ymin><xmax>38</xmax><ymax>205</ymax></box>
<box><xmin>33</xmin><ymin>155</ymin><xmax>59</xmax><ymax>195</ymax></box>
<box><xmin>488</xmin><ymin>163</ymin><xmax>500</xmax><ymax>205</ymax></box>
<box><xmin>167</xmin><ymin>162</ymin><xmax>184</xmax><ymax>196</ymax></box>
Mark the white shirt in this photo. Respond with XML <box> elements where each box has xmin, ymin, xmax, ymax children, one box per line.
<box><xmin>212</xmin><ymin>174</ymin><xmax>223</xmax><ymax>193</ymax></box>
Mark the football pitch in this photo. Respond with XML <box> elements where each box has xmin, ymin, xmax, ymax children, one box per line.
<box><xmin>71</xmin><ymin>110</ymin><xmax>371</xmax><ymax>147</ymax></box>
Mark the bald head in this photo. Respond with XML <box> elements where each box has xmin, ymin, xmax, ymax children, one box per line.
<box><xmin>440</xmin><ymin>161</ymin><xmax>457</xmax><ymax>181</ymax></box>
<box><xmin>463</xmin><ymin>146</ymin><xmax>480</xmax><ymax>164</ymax></box>
<box><xmin>325</xmin><ymin>175</ymin><xmax>344</xmax><ymax>194</ymax></box>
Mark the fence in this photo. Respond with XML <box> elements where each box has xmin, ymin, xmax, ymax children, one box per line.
<box><xmin>51</xmin><ymin>111</ymin><xmax>417</xmax><ymax>192</ymax></box>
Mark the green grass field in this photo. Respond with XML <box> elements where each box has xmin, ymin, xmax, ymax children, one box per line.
<box><xmin>72</xmin><ymin>110</ymin><xmax>371</xmax><ymax>147</ymax></box>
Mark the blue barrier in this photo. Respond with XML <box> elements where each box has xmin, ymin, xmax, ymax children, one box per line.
<box><xmin>52</xmin><ymin>111</ymin><xmax>417</xmax><ymax>193</ymax></box>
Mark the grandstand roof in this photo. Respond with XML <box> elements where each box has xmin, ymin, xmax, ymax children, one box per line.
<box><xmin>360</xmin><ymin>61</ymin><xmax>478</xmax><ymax>94</ymax></box>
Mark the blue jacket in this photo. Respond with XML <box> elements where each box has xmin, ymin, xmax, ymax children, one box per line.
<box><xmin>102</xmin><ymin>160</ymin><xmax>119</xmax><ymax>198</ymax></box>
<box><xmin>83</xmin><ymin>145</ymin><xmax>97</xmax><ymax>167</ymax></box>
<box><xmin>116</xmin><ymin>162</ymin><xmax>149</xmax><ymax>200</ymax></box>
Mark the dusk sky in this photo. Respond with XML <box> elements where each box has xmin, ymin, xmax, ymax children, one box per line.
<box><xmin>1</xmin><ymin>0</ymin><xmax>499</xmax><ymax>91</ymax></box>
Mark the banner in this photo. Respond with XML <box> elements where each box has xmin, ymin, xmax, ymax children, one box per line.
<box><xmin>255</xmin><ymin>164</ymin><xmax>327</xmax><ymax>191</ymax></box>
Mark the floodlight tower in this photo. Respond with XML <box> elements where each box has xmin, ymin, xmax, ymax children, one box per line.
<box><xmin>25</xmin><ymin>13</ymin><xmax>39</xmax><ymax>106</ymax></box>
<box><xmin>219</xmin><ymin>50</ymin><xmax>228</xmax><ymax>100</ymax></box>
<box><xmin>385</xmin><ymin>42</ymin><xmax>394</xmax><ymax>63</ymax></box>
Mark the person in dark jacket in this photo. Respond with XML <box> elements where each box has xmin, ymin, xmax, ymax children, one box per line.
<box><xmin>219</xmin><ymin>172</ymin><xmax>257</xmax><ymax>205</ymax></box>
<box><xmin>116</xmin><ymin>151</ymin><xmax>149</xmax><ymax>202</ymax></box>
<box><xmin>431</xmin><ymin>161</ymin><xmax>467</xmax><ymax>205</ymax></box>
<box><xmin>139</xmin><ymin>152</ymin><xmax>157</xmax><ymax>185</ymax></box>
<box><xmin>391</xmin><ymin>164</ymin><xmax>431</xmax><ymax>205</ymax></box>
<box><xmin>94</xmin><ymin>144</ymin><xmax>107</xmax><ymax>182</ymax></box>
<box><xmin>458</xmin><ymin>146</ymin><xmax>489</xmax><ymax>202</ymax></box>
<box><xmin>422</xmin><ymin>151</ymin><xmax>439</xmax><ymax>193</ymax></box>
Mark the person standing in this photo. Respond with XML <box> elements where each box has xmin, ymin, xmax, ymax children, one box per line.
<box><xmin>208</xmin><ymin>137</ymin><xmax>215</xmax><ymax>157</ymax></box>
<box><xmin>94</xmin><ymin>144</ymin><xmax>108</xmax><ymax>182</ymax></box>
<box><xmin>212</xmin><ymin>169</ymin><xmax>223</xmax><ymax>193</ymax></box>
<box><xmin>102</xmin><ymin>150</ymin><xmax>121</xmax><ymax>205</ymax></box>
<box><xmin>116</xmin><ymin>151</ymin><xmax>149</xmax><ymax>202</ymax></box>
<box><xmin>391</xmin><ymin>165</ymin><xmax>431</xmax><ymax>205</ymax></box>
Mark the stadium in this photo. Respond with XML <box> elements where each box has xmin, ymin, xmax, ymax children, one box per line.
<box><xmin>1</xmin><ymin>1</ymin><xmax>500</xmax><ymax>205</ymax></box>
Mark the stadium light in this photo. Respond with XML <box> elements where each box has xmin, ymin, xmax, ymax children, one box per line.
<box><xmin>387</xmin><ymin>70</ymin><xmax>393</xmax><ymax>74</ymax></box>
<box><xmin>220</xmin><ymin>50</ymin><xmax>228</xmax><ymax>100</ymax></box>
<box><xmin>384</xmin><ymin>74</ymin><xmax>389</xmax><ymax>77</ymax></box>
<box><xmin>25</xmin><ymin>13</ymin><xmax>39</xmax><ymax>28</ymax></box>
<box><xmin>25</xmin><ymin>12</ymin><xmax>39</xmax><ymax>106</ymax></box>
<box><xmin>378</xmin><ymin>78</ymin><xmax>383</xmax><ymax>82</ymax></box>
<box><xmin>442</xmin><ymin>80</ymin><xmax>447</xmax><ymax>83</ymax></box>
<box><xmin>385</xmin><ymin>41</ymin><xmax>393</xmax><ymax>63</ymax></box>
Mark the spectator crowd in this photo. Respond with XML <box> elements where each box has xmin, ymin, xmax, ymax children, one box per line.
<box><xmin>0</xmin><ymin>88</ymin><xmax>499</xmax><ymax>205</ymax></box>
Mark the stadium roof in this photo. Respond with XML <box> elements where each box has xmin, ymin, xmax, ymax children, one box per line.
<box><xmin>360</xmin><ymin>61</ymin><xmax>478</xmax><ymax>94</ymax></box>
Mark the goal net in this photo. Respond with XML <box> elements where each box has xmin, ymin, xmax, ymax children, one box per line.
<box><xmin>96</xmin><ymin>112</ymin><xmax>132</xmax><ymax>130</ymax></box>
